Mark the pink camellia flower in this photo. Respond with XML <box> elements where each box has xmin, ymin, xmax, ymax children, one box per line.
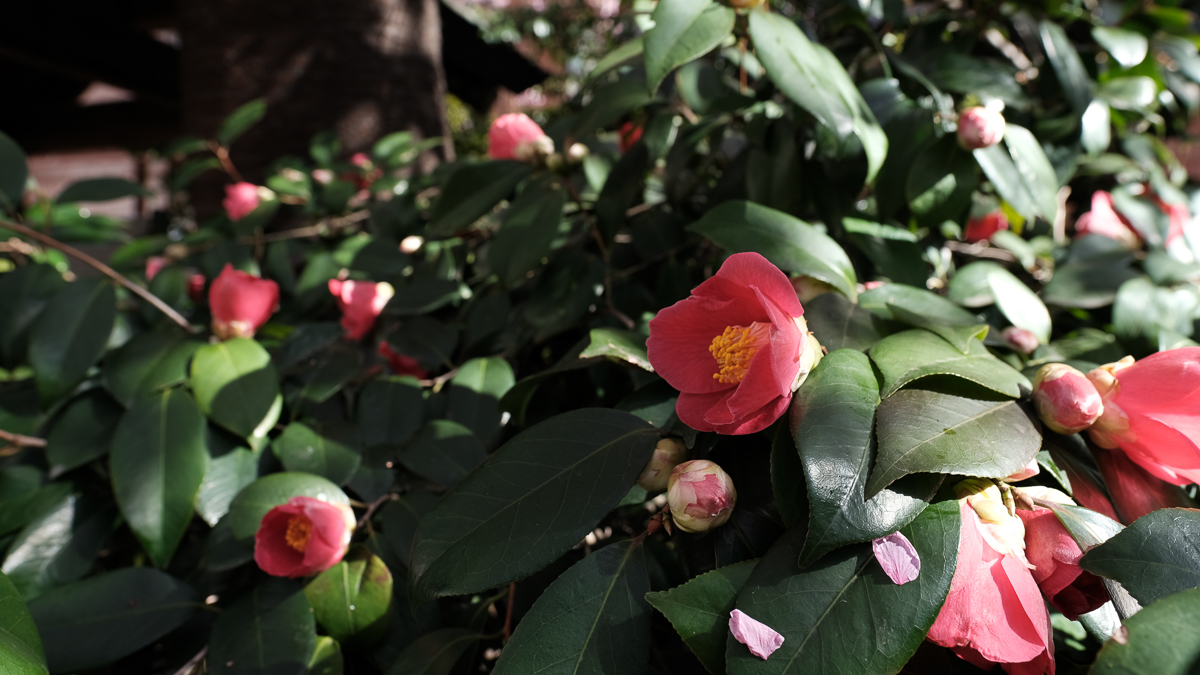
<box><xmin>637</xmin><ymin>438</ymin><xmax>689</xmax><ymax>492</ymax></box>
<box><xmin>1005</xmin><ymin>458</ymin><xmax>1041</xmax><ymax>482</ymax></box>
<box><xmin>1003</xmin><ymin>327</ymin><xmax>1040</xmax><ymax>355</ymax></box>
<box><xmin>1075</xmin><ymin>191</ymin><xmax>1140</xmax><ymax>249</ymax></box>
<box><xmin>729</xmin><ymin>609</ymin><xmax>784</xmax><ymax>660</ymax></box>
<box><xmin>964</xmin><ymin>211</ymin><xmax>1009</xmax><ymax>243</ymax></box>
<box><xmin>666</xmin><ymin>459</ymin><xmax>737</xmax><ymax>533</ymax></box>
<box><xmin>223</xmin><ymin>182</ymin><xmax>262</xmax><ymax>222</ymax></box>
<box><xmin>186</xmin><ymin>273</ymin><xmax>207</xmax><ymax>302</ymax></box>
<box><xmin>928</xmin><ymin>479</ymin><xmax>1054</xmax><ymax>675</ymax></box>
<box><xmin>647</xmin><ymin>252</ymin><xmax>822</xmax><ymax>435</ymax></box>
<box><xmin>209</xmin><ymin>264</ymin><xmax>280</xmax><ymax>340</ymax></box>
<box><xmin>377</xmin><ymin>341</ymin><xmax>430</xmax><ymax>380</ymax></box>
<box><xmin>487</xmin><ymin>113</ymin><xmax>554</xmax><ymax>161</ymax></box>
<box><xmin>350</xmin><ymin>152</ymin><xmax>371</xmax><ymax>168</ymax></box>
<box><xmin>1093</xmin><ymin>445</ymin><xmax>1195</xmax><ymax>524</ymax></box>
<box><xmin>1031</xmin><ymin>363</ymin><xmax>1105</xmax><ymax>435</ymax></box>
<box><xmin>1087</xmin><ymin>348</ymin><xmax>1200</xmax><ymax>485</ymax></box>
<box><xmin>957</xmin><ymin>107</ymin><xmax>1006</xmax><ymax>150</ymax></box>
<box><xmin>873</xmin><ymin>531</ymin><xmax>921</xmax><ymax>585</ymax></box>
<box><xmin>1149</xmin><ymin>194</ymin><xmax>1189</xmax><ymax>248</ymax></box>
<box><xmin>1016</xmin><ymin>487</ymin><xmax>1111</xmax><ymax>620</ymax></box>
<box><xmin>254</xmin><ymin>496</ymin><xmax>356</xmax><ymax>578</ymax></box>
<box><xmin>618</xmin><ymin>122</ymin><xmax>644</xmax><ymax>153</ymax></box>
<box><xmin>145</xmin><ymin>256</ymin><xmax>169</xmax><ymax>281</ymax></box>
<box><xmin>328</xmin><ymin>279</ymin><xmax>395</xmax><ymax>341</ymax></box>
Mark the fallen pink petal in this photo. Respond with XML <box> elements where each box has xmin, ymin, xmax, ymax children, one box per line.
<box><xmin>729</xmin><ymin>608</ymin><xmax>785</xmax><ymax>659</ymax></box>
<box><xmin>873</xmin><ymin>532</ymin><xmax>921</xmax><ymax>585</ymax></box>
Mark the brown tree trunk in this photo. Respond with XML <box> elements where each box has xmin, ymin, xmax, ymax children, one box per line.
<box><xmin>180</xmin><ymin>0</ymin><xmax>452</xmax><ymax>187</ymax></box>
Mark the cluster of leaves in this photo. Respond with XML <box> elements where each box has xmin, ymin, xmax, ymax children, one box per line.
<box><xmin>4</xmin><ymin>0</ymin><xmax>1200</xmax><ymax>673</ymax></box>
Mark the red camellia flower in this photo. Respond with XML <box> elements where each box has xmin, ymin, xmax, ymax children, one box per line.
<box><xmin>487</xmin><ymin>113</ymin><xmax>553</xmax><ymax>161</ymax></box>
<box><xmin>1087</xmin><ymin>348</ymin><xmax>1200</xmax><ymax>485</ymax></box>
<box><xmin>618</xmin><ymin>122</ymin><xmax>644</xmax><ymax>153</ymax></box>
<box><xmin>1075</xmin><ymin>191</ymin><xmax>1140</xmax><ymax>249</ymax></box>
<box><xmin>647</xmin><ymin>252</ymin><xmax>822</xmax><ymax>435</ymax></box>
<box><xmin>666</xmin><ymin>459</ymin><xmax>737</xmax><ymax>532</ymax></box>
<box><xmin>145</xmin><ymin>256</ymin><xmax>169</xmax><ymax>281</ymax></box>
<box><xmin>186</xmin><ymin>273</ymin><xmax>207</xmax><ymax>302</ymax></box>
<box><xmin>328</xmin><ymin>279</ymin><xmax>394</xmax><ymax>341</ymax></box>
<box><xmin>209</xmin><ymin>264</ymin><xmax>280</xmax><ymax>340</ymax></box>
<box><xmin>223</xmin><ymin>182</ymin><xmax>262</xmax><ymax>222</ymax></box>
<box><xmin>377</xmin><ymin>341</ymin><xmax>430</xmax><ymax>379</ymax></box>
<box><xmin>964</xmin><ymin>211</ymin><xmax>1009</xmax><ymax>243</ymax></box>
<box><xmin>254</xmin><ymin>496</ymin><xmax>356</xmax><ymax>578</ymax></box>
<box><xmin>957</xmin><ymin>107</ymin><xmax>1006</xmax><ymax>150</ymax></box>
<box><xmin>928</xmin><ymin>481</ymin><xmax>1053</xmax><ymax>675</ymax></box>
<box><xmin>1016</xmin><ymin>487</ymin><xmax>1110</xmax><ymax>620</ymax></box>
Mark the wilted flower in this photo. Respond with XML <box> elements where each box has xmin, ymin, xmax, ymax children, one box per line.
<box><xmin>927</xmin><ymin>479</ymin><xmax>1053</xmax><ymax>675</ymax></box>
<box><xmin>329</xmin><ymin>279</ymin><xmax>394</xmax><ymax>341</ymax></box>
<box><xmin>487</xmin><ymin>113</ymin><xmax>554</xmax><ymax>161</ymax></box>
<box><xmin>666</xmin><ymin>459</ymin><xmax>736</xmax><ymax>533</ymax></box>
<box><xmin>377</xmin><ymin>341</ymin><xmax>429</xmax><ymax>380</ymax></box>
<box><xmin>1075</xmin><ymin>191</ymin><xmax>1140</xmax><ymax>249</ymax></box>
<box><xmin>254</xmin><ymin>496</ymin><xmax>356</xmax><ymax>578</ymax></box>
<box><xmin>145</xmin><ymin>256</ymin><xmax>169</xmax><ymax>281</ymax></box>
<box><xmin>223</xmin><ymin>182</ymin><xmax>264</xmax><ymax>222</ymax></box>
<box><xmin>647</xmin><ymin>252</ymin><xmax>822</xmax><ymax>435</ymax></box>
<box><xmin>1031</xmin><ymin>363</ymin><xmax>1104</xmax><ymax>435</ymax></box>
<box><xmin>964</xmin><ymin>211</ymin><xmax>1009</xmax><ymax>243</ymax></box>
<box><xmin>637</xmin><ymin>438</ymin><xmax>688</xmax><ymax>492</ymax></box>
<box><xmin>209</xmin><ymin>264</ymin><xmax>279</xmax><ymax>340</ymax></box>
<box><xmin>1087</xmin><ymin>348</ymin><xmax>1200</xmax><ymax>485</ymax></box>
<box><xmin>1016</xmin><ymin>487</ymin><xmax>1110</xmax><ymax>620</ymax></box>
<box><xmin>1003</xmin><ymin>327</ymin><xmax>1040</xmax><ymax>355</ymax></box>
<box><xmin>957</xmin><ymin>107</ymin><xmax>1006</xmax><ymax>150</ymax></box>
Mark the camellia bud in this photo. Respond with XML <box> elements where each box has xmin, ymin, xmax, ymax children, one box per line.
<box><xmin>667</xmin><ymin>459</ymin><xmax>737</xmax><ymax>533</ymax></box>
<box><xmin>1031</xmin><ymin>363</ymin><xmax>1104</xmax><ymax>435</ymax></box>
<box><xmin>637</xmin><ymin>438</ymin><xmax>689</xmax><ymax>492</ymax></box>
<box><xmin>1002</xmin><ymin>326</ymin><xmax>1039</xmax><ymax>355</ymax></box>
<box><xmin>957</xmin><ymin>107</ymin><xmax>1006</xmax><ymax>150</ymax></box>
<box><xmin>566</xmin><ymin>143</ymin><xmax>589</xmax><ymax>164</ymax></box>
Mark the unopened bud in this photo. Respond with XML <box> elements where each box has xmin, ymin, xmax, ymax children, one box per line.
<box><xmin>1002</xmin><ymin>326</ymin><xmax>1039</xmax><ymax>355</ymax></box>
<box><xmin>566</xmin><ymin>143</ymin><xmax>589</xmax><ymax>163</ymax></box>
<box><xmin>399</xmin><ymin>235</ymin><xmax>424</xmax><ymax>255</ymax></box>
<box><xmin>638</xmin><ymin>438</ymin><xmax>688</xmax><ymax>492</ymax></box>
<box><xmin>1032</xmin><ymin>363</ymin><xmax>1104</xmax><ymax>434</ymax></box>
<box><xmin>312</xmin><ymin>168</ymin><xmax>334</xmax><ymax>185</ymax></box>
<box><xmin>957</xmin><ymin>107</ymin><xmax>1006</xmax><ymax>150</ymax></box>
<box><xmin>667</xmin><ymin>459</ymin><xmax>736</xmax><ymax>533</ymax></box>
<box><xmin>1086</xmin><ymin>357</ymin><xmax>1135</xmax><ymax>449</ymax></box>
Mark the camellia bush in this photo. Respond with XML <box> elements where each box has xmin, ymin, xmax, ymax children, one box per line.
<box><xmin>6</xmin><ymin>0</ymin><xmax>1200</xmax><ymax>673</ymax></box>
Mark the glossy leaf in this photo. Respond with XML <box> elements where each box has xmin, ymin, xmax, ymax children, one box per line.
<box><xmin>225</xmin><ymin>472</ymin><xmax>350</xmax><ymax>544</ymax></box>
<box><xmin>44</xmin><ymin>390</ymin><xmax>123</xmax><ymax>472</ymax></box>
<box><xmin>110</xmin><ymin>389</ymin><xmax>209</xmax><ymax>567</ymax></box>
<box><xmin>646</xmin><ymin>559</ymin><xmax>757</xmax><ymax>674</ymax></box>
<box><xmin>1005</xmin><ymin>124</ymin><xmax>1060</xmax><ymax>223</ymax></box>
<box><xmin>858</xmin><ymin>283</ymin><xmax>983</xmax><ymax>352</ymax></box>
<box><xmin>1089</xmin><ymin>587</ymin><xmax>1200</xmax><ymax>674</ymax></box>
<box><xmin>1040</xmin><ymin>21</ymin><xmax>1092</xmax><ymax>113</ymax></box>
<box><xmin>0</xmin><ymin>571</ymin><xmax>47</xmax><ymax>675</ymax></box>
<box><xmin>409</xmin><ymin>409</ymin><xmax>657</xmax><ymax>599</ymax></box>
<box><xmin>0</xmin><ymin>131</ymin><xmax>28</xmax><ymax>209</ymax></box>
<box><xmin>974</xmin><ymin>143</ymin><xmax>1040</xmax><ymax>223</ymax></box>
<box><xmin>427</xmin><ymin>161</ymin><xmax>533</xmax><ymax>238</ymax></box>
<box><xmin>580</xmin><ymin>328</ymin><xmax>653</xmax><ymax>371</ymax></box>
<box><xmin>446</xmin><ymin>356</ymin><xmax>515</xmax><ymax>442</ymax></box>
<box><xmin>1093</xmin><ymin>27</ymin><xmax>1148</xmax><ymax>68</ymax></box>
<box><xmin>29</xmin><ymin>279</ymin><xmax>116</xmax><ymax>404</ymax></box>
<box><xmin>1</xmin><ymin>494</ymin><xmax>114</xmax><ymax>600</ymax></box>
<box><xmin>0</xmin><ymin>264</ymin><xmax>65</xmax><ymax>368</ymax></box>
<box><xmin>988</xmin><ymin>265</ymin><xmax>1052</xmax><ymax>343</ymax></box>
<box><xmin>56</xmin><ymin>178</ymin><xmax>148</xmax><ymax>203</ymax></box>
<box><xmin>396</xmin><ymin>420</ymin><xmax>485</xmax><ymax>488</ymax></box>
<box><xmin>384</xmin><ymin>628</ymin><xmax>478</xmax><ymax>675</ymax></box>
<box><xmin>869</xmin><ymin>389</ymin><xmax>1041</xmax><ymax>497</ymax></box>
<box><xmin>489</xmin><ymin>176</ymin><xmax>566</xmax><ymax>288</ymax></box>
<box><xmin>208</xmin><ymin>579</ymin><xmax>316</xmax><ymax>675</ymax></box>
<box><xmin>273</xmin><ymin>422</ymin><xmax>361</xmax><ymax>486</ymax></box>
<box><xmin>196</xmin><ymin>444</ymin><xmax>259</xmax><ymax>527</ymax></box>
<box><xmin>308</xmin><ymin>636</ymin><xmax>343</xmax><ymax>675</ymax></box>
<box><xmin>791</xmin><ymin>350</ymin><xmax>939</xmax><ymax>566</ymax></box>
<box><xmin>905</xmin><ymin>135</ymin><xmax>976</xmax><ymax>225</ymax></box>
<box><xmin>689</xmin><ymin>201</ymin><xmax>857</xmax><ymax>301</ymax></box>
<box><xmin>358</xmin><ymin>377</ymin><xmax>424</xmax><ymax>448</ymax></box>
<box><xmin>1080</xmin><ymin>508</ymin><xmax>1200</xmax><ymax>607</ymax></box>
<box><xmin>802</xmin><ymin>292</ymin><xmax>887</xmax><ymax>352</ymax></box>
<box><xmin>190</xmin><ymin>338</ymin><xmax>282</xmax><ymax>443</ymax></box>
<box><xmin>868</xmin><ymin>329</ymin><xmax>1028</xmax><ymax>398</ymax></box>
<box><xmin>103</xmin><ymin>331</ymin><xmax>200</xmax><ymax>407</ymax></box>
<box><xmin>380</xmin><ymin>490</ymin><xmax>439</xmax><ymax>567</ymax></box>
<box><xmin>726</xmin><ymin>498</ymin><xmax>959</xmax><ymax>674</ymax></box>
<box><xmin>644</xmin><ymin>0</ymin><xmax>735</xmax><ymax>94</ymax></box>
<box><xmin>217</xmin><ymin>98</ymin><xmax>267</xmax><ymax>146</ymax></box>
<box><xmin>1081</xmin><ymin>100</ymin><xmax>1112</xmax><ymax>155</ymax></box>
<box><xmin>305</xmin><ymin>548</ymin><xmax>393</xmax><ymax>645</ymax></box>
<box><xmin>493</xmin><ymin>541</ymin><xmax>651</xmax><ymax>675</ymax></box>
<box><xmin>28</xmin><ymin>567</ymin><xmax>198</xmax><ymax>673</ymax></box>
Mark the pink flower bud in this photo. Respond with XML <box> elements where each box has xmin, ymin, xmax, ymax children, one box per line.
<box><xmin>186</xmin><ymin>273</ymin><xmax>207</xmax><ymax>302</ymax></box>
<box><xmin>1002</xmin><ymin>326</ymin><xmax>1039</xmax><ymax>355</ymax></box>
<box><xmin>618</xmin><ymin>122</ymin><xmax>643</xmax><ymax>153</ymax></box>
<box><xmin>328</xmin><ymin>279</ymin><xmax>394</xmax><ymax>341</ymax></box>
<box><xmin>377</xmin><ymin>341</ymin><xmax>429</xmax><ymax>379</ymax></box>
<box><xmin>223</xmin><ymin>182</ymin><xmax>263</xmax><ymax>222</ymax></box>
<box><xmin>145</xmin><ymin>256</ymin><xmax>169</xmax><ymax>282</ymax></box>
<box><xmin>254</xmin><ymin>496</ymin><xmax>356</xmax><ymax>578</ymax></box>
<box><xmin>963</xmin><ymin>211</ymin><xmax>1009</xmax><ymax>243</ymax></box>
<box><xmin>208</xmin><ymin>264</ymin><xmax>280</xmax><ymax>340</ymax></box>
<box><xmin>1031</xmin><ymin>363</ymin><xmax>1104</xmax><ymax>435</ymax></box>
<box><xmin>666</xmin><ymin>459</ymin><xmax>736</xmax><ymax>533</ymax></box>
<box><xmin>487</xmin><ymin>113</ymin><xmax>553</xmax><ymax>161</ymax></box>
<box><xmin>957</xmin><ymin>107</ymin><xmax>1006</xmax><ymax>150</ymax></box>
<box><xmin>350</xmin><ymin>152</ymin><xmax>371</xmax><ymax>168</ymax></box>
<box><xmin>637</xmin><ymin>438</ymin><xmax>689</xmax><ymax>492</ymax></box>
<box><xmin>1075</xmin><ymin>191</ymin><xmax>1140</xmax><ymax>249</ymax></box>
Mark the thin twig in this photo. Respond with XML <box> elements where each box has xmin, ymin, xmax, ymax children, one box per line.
<box><xmin>208</xmin><ymin>142</ymin><xmax>243</xmax><ymax>182</ymax></box>
<box><xmin>171</xmin><ymin>646</ymin><xmax>208</xmax><ymax>675</ymax></box>
<box><xmin>1</xmin><ymin>219</ymin><xmax>198</xmax><ymax>333</ymax></box>
<box><xmin>235</xmin><ymin>210</ymin><xmax>370</xmax><ymax>245</ymax></box>
<box><xmin>503</xmin><ymin>582</ymin><xmax>517</xmax><ymax>643</ymax></box>
<box><xmin>416</xmin><ymin>367</ymin><xmax>459</xmax><ymax>390</ymax></box>
<box><xmin>944</xmin><ymin>240</ymin><xmax>1018</xmax><ymax>262</ymax></box>
<box><xmin>0</xmin><ymin>429</ymin><xmax>46</xmax><ymax>448</ymax></box>
<box><xmin>356</xmin><ymin>493</ymin><xmax>396</xmax><ymax>531</ymax></box>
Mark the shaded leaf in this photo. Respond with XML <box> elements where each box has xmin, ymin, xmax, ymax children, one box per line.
<box><xmin>273</xmin><ymin>422</ymin><xmax>361</xmax><ymax>486</ymax></box>
<box><xmin>1089</xmin><ymin>587</ymin><xmax>1200</xmax><ymax>675</ymax></box>
<box><xmin>446</xmin><ymin>357</ymin><xmax>515</xmax><ymax>442</ymax></box>
<box><xmin>208</xmin><ymin>579</ymin><xmax>316</xmax><ymax>675</ymax></box>
<box><xmin>644</xmin><ymin>0</ymin><xmax>735</xmax><ymax>94</ymax></box>
<box><xmin>1080</xmin><ymin>508</ymin><xmax>1200</xmax><ymax>606</ymax></box>
<box><xmin>427</xmin><ymin>162</ymin><xmax>533</xmax><ymax>238</ymax></box>
<box><xmin>1</xmin><ymin>494</ymin><xmax>114</xmax><ymax>600</ymax></box>
<box><xmin>29</xmin><ymin>279</ymin><xmax>116</xmax><ymax>404</ymax></box>
<box><xmin>646</xmin><ymin>559</ymin><xmax>756</xmax><ymax>674</ymax></box>
<box><xmin>384</xmin><ymin>628</ymin><xmax>478</xmax><ymax>675</ymax></box>
<box><xmin>0</xmin><ymin>570</ymin><xmax>47</xmax><ymax>675</ymax></box>
<box><xmin>103</xmin><ymin>331</ymin><xmax>200</xmax><ymax>407</ymax></box>
<box><xmin>397</xmin><ymin>420</ymin><xmax>485</xmax><ymax>488</ymax></box>
<box><xmin>191</xmin><ymin>338</ymin><xmax>282</xmax><ymax>444</ymax></box>
<box><xmin>44</xmin><ymin>390</ymin><xmax>123</xmax><ymax>472</ymax></box>
<box><xmin>802</xmin><ymin>292</ymin><xmax>887</xmax><ymax>352</ymax></box>
<box><xmin>217</xmin><ymin>99</ymin><xmax>267</xmax><ymax>146</ymax></box>
<box><xmin>56</xmin><ymin>178</ymin><xmax>149</xmax><ymax>203</ymax></box>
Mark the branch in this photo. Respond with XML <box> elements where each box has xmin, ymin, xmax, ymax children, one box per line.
<box><xmin>0</xmin><ymin>428</ymin><xmax>46</xmax><ymax>448</ymax></box>
<box><xmin>235</xmin><ymin>210</ymin><xmax>370</xmax><ymax>244</ymax></box>
<box><xmin>1</xmin><ymin>219</ymin><xmax>198</xmax><ymax>333</ymax></box>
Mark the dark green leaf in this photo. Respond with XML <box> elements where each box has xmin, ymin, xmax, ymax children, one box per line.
<box><xmin>646</xmin><ymin>559</ymin><xmax>756</xmax><ymax>674</ymax></box>
<box><xmin>285</xmin><ymin>342</ymin><xmax>361</xmax><ymax>412</ymax></box>
<box><xmin>29</xmin><ymin>279</ymin><xmax>116</xmax><ymax>404</ymax></box>
<box><xmin>409</xmin><ymin>409</ymin><xmax>657</xmax><ymax>599</ymax></box>
<box><xmin>446</xmin><ymin>357</ymin><xmax>515</xmax><ymax>442</ymax></box>
<box><xmin>208</xmin><ymin>579</ymin><xmax>316</xmax><ymax>675</ymax></box>
<box><xmin>1</xmin><ymin>494</ymin><xmax>114</xmax><ymax>600</ymax></box>
<box><xmin>1080</xmin><ymin>508</ymin><xmax>1200</xmax><ymax>606</ymax></box>
<box><xmin>571</xmin><ymin>78</ymin><xmax>656</xmax><ymax>142</ymax></box>
<box><xmin>589</xmin><ymin>36</ymin><xmax>644</xmax><ymax>82</ymax></box>
<box><xmin>44</xmin><ymin>391</ymin><xmax>123</xmax><ymax>472</ymax></box>
<box><xmin>28</xmin><ymin>568</ymin><xmax>198</xmax><ymax>673</ymax></box>
<box><xmin>0</xmin><ymin>264</ymin><xmax>65</xmax><ymax>368</ymax></box>
<box><xmin>489</xmin><ymin>177</ymin><xmax>566</xmax><ymax>288</ymax></box>
<box><xmin>196</xmin><ymin>443</ymin><xmax>258</xmax><ymax>527</ymax></box>
<box><xmin>190</xmin><ymin>338</ymin><xmax>282</xmax><ymax>443</ymax></box>
<box><xmin>905</xmin><ymin>135</ymin><xmax>976</xmax><ymax>225</ymax></box>
<box><xmin>644</xmin><ymin>0</ymin><xmax>735</xmax><ymax>94</ymax></box>
<box><xmin>726</xmin><ymin>498</ymin><xmax>959</xmax><ymax>674</ymax></box>
<box><xmin>110</xmin><ymin>389</ymin><xmax>209</xmax><ymax>567</ymax></box>
<box><xmin>56</xmin><ymin>178</ymin><xmax>149</xmax><ymax>203</ymax></box>
<box><xmin>305</xmin><ymin>548</ymin><xmax>393</xmax><ymax>645</ymax></box>
<box><xmin>1043</xmin><ymin>250</ymin><xmax>1139</xmax><ymax>309</ymax></box>
<box><xmin>380</xmin><ymin>491</ymin><xmax>439</xmax><ymax>567</ymax></box>
<box><xmin>1089</xmin><ymin>587</ymin><xmax>1200</xmax><ymax>674</ymax></box>
<box><xmin>1040</xmin><ymin>21</ymin><xmax>1092</xmax><ymax>113</ymax></box>
<box><xmin>802</xmin><ymin>292</ymin><xmax>887</xmax><ymax>352</ymax></box>
<box><xmin>273</xmin><ymin>422</ymin><xmax>361</xmax><ymax>486</ymax></box>
<box><xmin>384</xmin><ymin>628</ymin><xmax>478</xmax><ymax>675</ymax></box>
<box><xmin>948</xmin><ymin>262</ymin><xmax>1051</xmax><ymax>343</ymax></box>
<box><xmin>842</xmin><ymin>219</ymin><xmax>927</xmax><ymax>287</ymax></box>
<box><xmin>103</xmin><ymin>332</ymin><xmax>200</xmax><ymax>407</ymax></box>
<box><xmin>869</xmin><ymin>389</ymin><xmax>1041</xmax><ymax>497</ymax></box>
<box><xmin>869</xmin><ymin>329</ymin><xmax>1028</xmax><ymax>398</ymax></box>
<box><xmin>792</xmin><ymin>350</ymin><xmax>939</xmax><ymax>565</ymax></box>
<box><xmin>397</xmin><ymin>421</ymin><xmax>485</xmax><ymax>488</ymax></box>
<box><xmin>427</xmin><ymin>162</ymin><xmax>533</xmax><ymax>238</ymax></box>
<box><xmin>689</xmin><ymin>201</ymin><xmax>857</xmax><ymax>301</ymax></box>
<box><xmin>0</xmin><ymin>570</ymin><xmax>47</xmax><ymax>675</ymax></box>
<box><xmin>273</xmin><ymin>323</ymin><xmax>342</xmax><ymax>371</ymax></box>
<box><xmin>225</xmin><ymin>472</ymin><xmax>350</xmax><ymax>544</ymax></box>
<box><xmin>217</xmin><ymin>99</ymin><xmax>267</xmax><ymax>146</ymax></box>
<box><xmin>494</xmin><ymin>541</ymin><xmax>651</xmax><ymax>675</ymax></box>
<box><xmin>858</xmin><ymin>283</ymin><xmax>983</xmax><ymax>352</ymax></box>
<box><xmin>359</xmin><ymin>377</ymin><xmax>424</xmax><ymax>448</ymax></box>
<box><xmin>580</xmin><ymin>328</ymin><xmax>653</xmax><ymax>371</ymax></box>
<box><xmin>0</xmin><ymin>132</ymin><xmax>28</xmax><ymax>209</ymax></box>
<box><xmin>748</xmin><ymin>12</ymin><xmax>887</xmax><ymax>183</ymax></box>
<box><xmin>0</xmin><ymin>483</ymin><xmax>71</xmax><ymax>540</ymax></box>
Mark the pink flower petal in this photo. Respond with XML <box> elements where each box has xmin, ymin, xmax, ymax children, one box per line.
<box><xmin>729</xmin><ymin>609</ymin><xmax>784</xmax><ymax>660</ymax></box>
<box><xmin>872</xmin><ymin>532</ymin><xmax>920</xmax><ymax>585</ymax></box>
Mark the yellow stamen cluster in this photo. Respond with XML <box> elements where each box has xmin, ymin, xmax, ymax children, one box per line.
<box><xmin>285</xmin><ymin>515</ymin><xmax>313</xmax><ymax>552</ymax></box>
<box><xmin>710</xmin><ymin>325</ymin><xmax>759</xmax><ymax>384</ymax></box>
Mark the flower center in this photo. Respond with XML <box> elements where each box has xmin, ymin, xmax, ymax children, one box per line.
<box><xmin>285</xmin><ymin>515</ymin><xmax>313</xmax><ymax>552</ymax></box>
<box><xmin>709</xmin><ymin>323</ymin><xmax>768</xmax><ymax>384</ymax></box>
